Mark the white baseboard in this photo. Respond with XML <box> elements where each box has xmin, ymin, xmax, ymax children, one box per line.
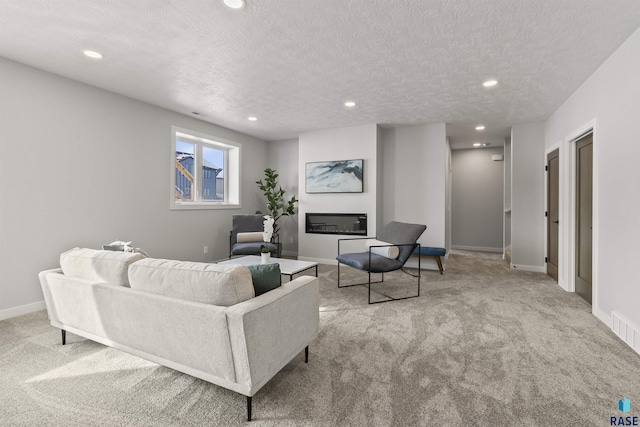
<box><xmin>611</xmin><ymin>311</ymin><xmax>640</xmax><ymax>356</ymax></box>
<box><xmin>451</xmin><ymin>245</ymin><xmax>503</xmax><ymax>253</ymax></box>
<box><xmin>594</xmin><ymin>307</ymin><xmax>611</xmax><ymax>326</ymax></box>
<box><xmin>558</xmin><ymin>279</ymin><xmax>570</xmax><ymax>292</ymax></box>
<box><xmin>503</xmin><ymin>245</ymin><xmax>512</xmax><ymax>262</ymax></box>
<box><xmin>0</xmin><ymin>301</ymin><xmax>46</xmax><ymax>321</ymax></box>
<box><xmin>509</xmin><ymin>264</ymin><xmax>546</xmax><ymax>273</ymax></box>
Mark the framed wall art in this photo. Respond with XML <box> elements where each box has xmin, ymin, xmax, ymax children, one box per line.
<box><xmin>305</xmin><ymin>159</ymin><xmax>364</xmax><ymax>193</ymax></box>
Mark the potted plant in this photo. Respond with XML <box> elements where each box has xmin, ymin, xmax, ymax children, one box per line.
<box><xmin>260</xmin><ymin>244</ymin><xmax>271</xmax><ymax>264</ymax></box>
<box><xmin>263</xmin><ymin>215</ymin><xmax>275</xmax><ymax>242</ymax></box>
<box><xmin>256</xmin><ymin>168</ymin><xmax>298</xmax><ymax>237</ymax></box>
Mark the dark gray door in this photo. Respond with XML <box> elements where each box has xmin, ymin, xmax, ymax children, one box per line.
<box><xmin>575</xmin><ymin>134</ymin><xmax>593</xmax><ymax>304</ymax></box>
<box><xmin>547</xmin><ymin>149</ymin><xmax>559</xmax><ymax>281</ymax></box>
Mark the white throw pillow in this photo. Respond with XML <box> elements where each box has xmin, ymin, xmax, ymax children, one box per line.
<box><xmin>60</xmin><ymin>248</ymin><xmax>146</xmax><ymax>287</ymax></box>
<box><xmin>128</xmin><ymin>258</ymin><xmax>255</xmax><ymax>306</ymax></box>
<box><xmin>364</xmin><ymin>239</ymin><xmax>400</xmax><ymax>259</ymax></box>
<box><xmin>236</xmin><ymin>232</ymin><xmax>266</xmax><ymax>243</ymax></box>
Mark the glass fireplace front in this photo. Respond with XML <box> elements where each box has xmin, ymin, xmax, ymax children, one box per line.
<box><xmin>305</xmin><ymin>213</ymin><xmax>367</xmax><ymax>236</ymax></box>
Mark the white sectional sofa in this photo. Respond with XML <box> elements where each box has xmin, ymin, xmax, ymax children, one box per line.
<box><xmin>38</xmin><ymin>248</ymin><xmax>319</xmax><ymax>421</ymax></box>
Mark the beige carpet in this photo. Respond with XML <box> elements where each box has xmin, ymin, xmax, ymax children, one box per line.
<box><xmin>1</xmin><ymin>251</ymin><xmax>639</xmax><ymax>426</ymax></box>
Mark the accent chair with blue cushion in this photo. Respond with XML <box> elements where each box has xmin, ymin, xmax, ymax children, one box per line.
<box><xmin>336</xmin><ymin>221</ymin><xmax>427</xmax><ymax>304</ymax></box>
<box><xmin>229</xmin><ymin>214</ymin><xmax>279</xmax><ymax>258</ymax></box>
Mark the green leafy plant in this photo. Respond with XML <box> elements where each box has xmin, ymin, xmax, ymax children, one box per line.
<box><xmin>256</xmin><ymin>168</ymin><xmax>298</xmax><ymax>235</ymax></box>
<box><xmin>260</xmin><ymin>244</ymin><xmax>269</xmax><ymax>253</ymax></box>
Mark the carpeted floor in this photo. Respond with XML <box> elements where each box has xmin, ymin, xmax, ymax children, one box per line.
<box><xmin>1</xmin><ymin>251</ymin><xmax>639</xmax><ymax>426</ymax></box>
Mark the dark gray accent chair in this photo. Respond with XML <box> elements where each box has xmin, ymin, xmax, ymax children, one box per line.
<box><xmin>229</xmin><ymin>214</ymin><xmax>279</xmax><ymax>258</ymax></box>
<box><xmin>336</xmin><ymin>221</ymin><xmax>427</xmax><ymax>304</ymax></box>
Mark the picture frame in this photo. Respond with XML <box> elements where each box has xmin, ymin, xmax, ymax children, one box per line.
<box><xmin>305</xmin><ymin>159</ymin><xmax>364</xmax><ymax>193</ymax></box>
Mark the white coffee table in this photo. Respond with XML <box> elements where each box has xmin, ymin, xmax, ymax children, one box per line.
<box><xmin>219</xmin><ymin>256</ymin><xmax>318</xmax><ymax>280</ymax></box>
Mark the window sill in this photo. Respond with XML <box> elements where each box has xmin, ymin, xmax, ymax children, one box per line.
<box><xmin>170</xmin><ymin>202</ymin><xmax>241</xmax><ymax>211</ymax></box>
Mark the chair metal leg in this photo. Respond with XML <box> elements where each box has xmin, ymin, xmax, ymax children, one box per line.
<box><xmin>418</xmin><ymin>251</ymin><xmax>421</xmax><ymax>296</ymax></box>
<box><xmin>247</xmin><ymin>396</ymin><xmax>252</xmax><ymax>421</ymax></box>
<box><xmin>338</xmin><ymin>262</ymin><xmax>381</xmax><ymax>289</ymax></box>
<box><xmin>368</xmin><ymin>253</ymin><xmax>421</xmax><ymax>304</ymax></box>
<box><xmin>61</xmin><ymin>329</ymin><xmax>66</xmax><ymax>345</ymax></box>
<box><xmin>305</xmin><ymin>346</ymin><xmax>309</xmax><ymax>363</ymax></box>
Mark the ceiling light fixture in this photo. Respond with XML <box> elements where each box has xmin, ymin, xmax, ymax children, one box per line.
<box><xmin>344</xmin><ymin>101</ymin><xmax>356</xmax><ymax>108</ymax></box>
<box><xmin>473</xmin><ymin>143</ymin><xmax>482</xmax><ymax>147</ymax></box>
<box><xmin>482</xmin><ymin>143</ymin><xmax>490</xmax><ymax>147</ymax></box>
<box><xmin>83</xmin><ymin>50</ymin><xmax>103</xmax><ymax>59</ymax></box>
<box><xmin>475</xmin><ymin>125</ymin><xmax>485</xmax><ymax>130</ymax></box>
<box><xmin>483</xmin><ymin>79</ymin><xmax>498</xmax><ymax>87</ymax></box>
<box><xmin>223</xmin><ymin>0</ymin><xmax>244</xmax><ymax>9</ymax></box>
<box><xmin>248</xmin><ymin>116</ymin><xmax>257</xmax><ymax>121</ymax></box>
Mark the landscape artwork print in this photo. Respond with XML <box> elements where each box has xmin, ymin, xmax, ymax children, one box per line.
<box><xmin>305</xmin><ymin>159</ymin><xmax>364</xmax><ymax>193</ymax></box>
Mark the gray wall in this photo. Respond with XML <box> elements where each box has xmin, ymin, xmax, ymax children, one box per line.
<box><xmin>445</xmin><ymin>140</ymin><xmax>452</xmax><ymax>253</ymax></box>
<box><xmin>545</xmin><ymin>26</ymin><xmax>640</xmax><ymax>335</ymax></box>
<box><xmin>504</xmin><ymin>137</ymin><xmax>512</xmax><ymax>251</ymax></box>
<box><xmin>297</xmin><ymin>124</ymin><xmax>380</xmax><ymax>263</ymax></box>
<box><xmin>381</xmin><ymin>124</ymin><xmax>447</xmax><ymax>270</ymax></box>
<box><xmin>380</xmin><ymin>124</ymin><xmax>447</xmax><ymax>247</ymax></box>
<box><xmin>266</xmin><ymin>139</ymin><xmax>300</xmax><ymax>256</ymax></box>
<box><xmin>451</xmin><ymin>147</ymin><xmax>504</xmax><ymax>251</ymax></box>
<box><xmin>0</xmin><ymin>58</ymin><xmax>268</xmax><ymax>317</ymax></box>
<box><xmin>511</xmin><ymin>122</ymin><xmax>545</xmax><ymax>269</ymax></box>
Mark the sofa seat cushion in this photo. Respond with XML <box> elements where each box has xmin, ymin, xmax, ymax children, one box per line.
<box><xmin>337</xmin><ymin>252</ymin><xmax>403</xmax><ymax>273</ymax></box>
<box><xmin>60</xmin><ymin>248</ymin><xmax>146</xmax><ymax>287</ymax></box>
<box><xmin>128</xmin><ymin>258</ymin><xmax>255</xmax><ymax>306</ymax></box>
<box><xmin>231</xmin><ymin>242</ymin><xmax>278</xmax><ymax>255</ymax></box>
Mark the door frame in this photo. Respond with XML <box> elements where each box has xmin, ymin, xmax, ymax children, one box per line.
<box><xmin>563</xmin><ymin>119</ymin><xmax>599</xmax><ymax>315</ymax></box>
<box><xmin>544</xmin><ymin>144</ymin><xmax>561</xmax><ymax>281</ymax></box>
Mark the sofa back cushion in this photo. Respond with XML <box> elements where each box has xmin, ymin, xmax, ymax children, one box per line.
<box><xmin>128</xmin><ymin>258</ymin><xmax>255</xmax><ymax>306</ymax></box>
<box><xmin>60</xmin><ymin>248</ymin><xmax>145</xmax><ymax>287</ymax></box>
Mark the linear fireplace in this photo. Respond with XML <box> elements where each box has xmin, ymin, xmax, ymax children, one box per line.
<box><xmin>305</xmin><ymin>213</ymin><xmax>367</xmax><ymax>236</ymax></box>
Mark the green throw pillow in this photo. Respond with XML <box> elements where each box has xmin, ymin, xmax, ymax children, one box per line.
<box><xmin>247</xmin><ymin>263</ymin><xmax>282</xmax><ymax>296</ymax></box>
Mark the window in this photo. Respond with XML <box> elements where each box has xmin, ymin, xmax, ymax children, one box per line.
<box><xmin>171</xmin><ymin>126</ymin><xmax>241</xmax><ymax>210</ymax></box>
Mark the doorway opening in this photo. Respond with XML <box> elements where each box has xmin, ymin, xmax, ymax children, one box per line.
<box><xmin>563</xmin><ymin>122</ymin><xmax>597</xmax><ymax>312</ymax></box>
<box><xmin>546</xmin><ymin>149</ymin><xmax>559</xmax><ymax>282</ymax></box>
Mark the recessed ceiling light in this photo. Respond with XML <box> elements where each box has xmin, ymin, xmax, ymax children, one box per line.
<box><xmin>475</xmin><ymin>125</ymin><xmax>485</xmax><ymax>130</ymax></box>
<box><xmin>344</xmin><ymin>101</ymin><xmax>356</xmax><ymax>108</ymax></box>
<box><xmin>83</xmin><ymin>50</ymin><xmax>103</xmax><ymax>59</ymax></box>
<box><xmin>248</xmin><ymin>116</ymin><xmax>257</xmax><ymax>121</ymax></box>
<box><xmin>483</xmin><ymin>79</ymin><xmax>498</xmax><ymax>87</ymax></box>
<box><xmin>482</xmin><ymin>143</ymin><xmax>490</xmax><ymax>147</ymax></box>
<box><xmin>473</xmin><ymin>143</ymin><xmax>482</xmax><ymax>147</ymax></box>
<box><xmin>223</xmin><ymin>0</ymin><xmax>244</xmax><ymax>9</ymax></box>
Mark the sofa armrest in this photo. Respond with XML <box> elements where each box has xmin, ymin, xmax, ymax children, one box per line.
<box><xmin>225</xmin><ymin>275</ymin><xmax>319</xmax><ymax>395</ymax></box>
<box><xmin>38</xmin><ymin>268</ymin><xmax>65</xmax><ymax>323</ymax></box>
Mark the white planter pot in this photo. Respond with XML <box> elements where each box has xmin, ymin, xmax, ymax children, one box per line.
<box><xmin>261</xmin><ymin>252</ymin><xmax>271</xmax><ymax>264</ymax></box>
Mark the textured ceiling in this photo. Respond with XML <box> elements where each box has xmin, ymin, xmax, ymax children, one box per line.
<box><xmin>1</xmin><ymin>1</ymin><xmax>640</xmax><ymax>147</ymax></box>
